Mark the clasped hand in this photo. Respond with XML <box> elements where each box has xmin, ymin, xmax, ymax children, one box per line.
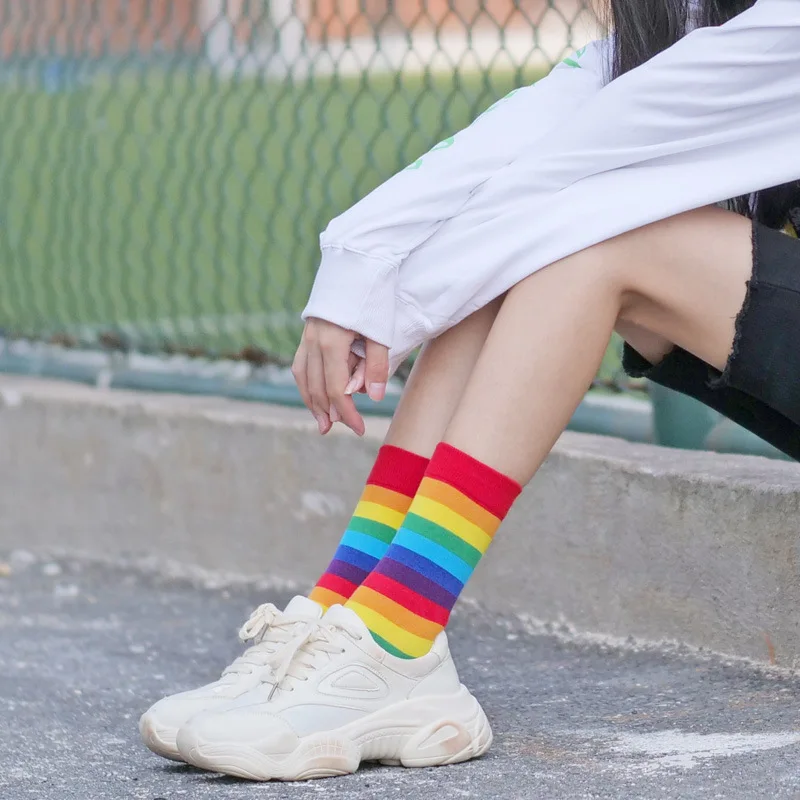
<box><xmin>292</xmin><ymin>318</ymin><xmax>390</xmax><ymax>435</ymax></box>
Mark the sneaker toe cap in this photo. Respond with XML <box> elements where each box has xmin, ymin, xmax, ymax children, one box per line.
<box><xmin>141</xmin><ymin>689</ymin><xmax>231</xmax><ymax>732</ymax></box>
<box><xmin>179</xmin><ymin>706</ymin><xmax>300</xmax><ymax>755</ymax></box>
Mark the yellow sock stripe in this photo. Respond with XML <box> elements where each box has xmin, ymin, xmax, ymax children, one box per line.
<box><xmin>408</xmin><ymin>495</ymin><xmax>493</xmax><ymax>554</ymax></box>
<box><xmin>352</xmin><ymin>499</ymin><xmax>406</xmax><ymax>530</ymax></box>
<box><xmin>418</xmin><ymin>477</ymin><xmax>501</xmax><ymax>534</ymax></box>
<box><xmin>346</xmin><ymin>600</ymin><xmax>434</xmax><ymax>658</ymax></box>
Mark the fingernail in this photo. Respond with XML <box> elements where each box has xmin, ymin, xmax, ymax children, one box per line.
<box><xmin>329</xmin><ymin>405</ymin><xmax>341</xmax><ymax>423</ymax></box>
<box><xmin>367</xmin><ymin>382</ymin><xmax>386</xmax><ymax>402</ymax></box>
<box><xmin>344</xmin><ymin>376</ymin><xmax>360</xmax><ymax>396</ymax></box>
<box><xmin>314</xmin><ymin>413</ymin><xmax>327</xmax><ymax>433</ymax></box>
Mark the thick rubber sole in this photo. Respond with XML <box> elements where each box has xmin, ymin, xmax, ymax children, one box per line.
<box><xmin>176</xmin><ymin>685</ymin><xmax>492</xmax><ymax>781</ymax></box>
<box><xmin>139</xmin><ymin>714</ymin><xmax>184</xmax><ymax>762</ymax></box>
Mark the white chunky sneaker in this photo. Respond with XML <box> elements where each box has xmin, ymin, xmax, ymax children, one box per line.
<box><xmin>175</xmin><ymin>604</ymin><xmax>492</xmax><ymax>781</ymax></box>
<box><xmin>139</xmin><ymin>595</ymin><xmax>322</xmax><ymax>761</ymax></box>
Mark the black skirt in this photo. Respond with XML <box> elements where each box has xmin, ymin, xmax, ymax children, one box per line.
<box><xmin>623</xmin><ymin>221</ymin><xmax>800</xmax><ymax>461</ymax></box>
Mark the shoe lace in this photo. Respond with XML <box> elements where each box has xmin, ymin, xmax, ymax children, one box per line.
<box><xmin>221</xmin><ymin>603</ymin><xmax>312</xmax><ymax>678</ymax></box>
<box><xmin>264</xmin><ymin>617</ymin><xmax>365</xmax><ymax>693</ymax></box>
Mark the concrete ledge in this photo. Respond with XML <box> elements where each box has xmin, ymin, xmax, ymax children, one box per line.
<box><xmin>1</xmin><ymin>375</ymin><xmax>799</xmax><ymax>666</ymax></box>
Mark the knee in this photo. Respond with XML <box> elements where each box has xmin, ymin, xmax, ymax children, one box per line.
<box><xmin>592</xmin><ymin>221</ymin><xmax>674</xmax><ymax>325</ymax></box>
<box><xmin>504</xmin><ymin>230</ymin><xmax>634</xmax><ymax>309</ymax></box>
<box><xmin>609</xmin><ymin>205</ymin><xmax>730</xmax><ymax>301</ymax></box>
<box><xmin>565</xmin><ymin>235</ymin><xmax>632</xmax><ymax>303</ymax></box>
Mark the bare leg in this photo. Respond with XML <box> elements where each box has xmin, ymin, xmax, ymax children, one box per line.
<box><xmin>445</xmin><ymin>206</ymin><xmax>752</xmax><ymax>483</ymax></box>
<box><xmin>615</xmin><ymin>321</ymin><xmax>673</xmax><ymax>366</ymax></box>
<box><xmin>383</xmin><ymin>296</ymin><xmax>504</xmax><ymax>457</ymax></box>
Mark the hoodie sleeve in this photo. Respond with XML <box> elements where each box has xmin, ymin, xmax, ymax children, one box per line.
<box><xmin>465</xmin><ymin>0</ymin><xmax>800</xmax><ymax>220</ymax></box>
<box><xmin>301</xmin><ymin>39</ymin><xmax>609</xmax><ymax>346</ymax></box>
<box><xmin>388</xmin><ymin>0</ymin><xmax>800</xmax><ymax>353</ymax></box>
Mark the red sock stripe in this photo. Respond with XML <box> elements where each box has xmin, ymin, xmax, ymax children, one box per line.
<box><xmin>424</xmin><ymin>443</ymin><xmax>521</xmax><ymax>520</ymax></box>
<box><xmin>362</xmin><ymin>572</ymin><xmax>450</xmax><ymax>626</ymax></box>
<box><xmin>315</xmin><ymin>572</ymin><xmax>359</xmax><ymax>599</ymax></box>
<box><xmin>366</xmin><ymin>445</ymin><xmax>430</xmax><ymax>497</ymax></box>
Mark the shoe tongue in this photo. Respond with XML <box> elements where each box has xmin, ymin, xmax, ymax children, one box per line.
<box><xmin>322</xmin><ymin>603</ymin><xmax>369</xmax><ymax>633</ymax></box>
<box><xmin>284</xmin><ymin>595</ymin><xmax>324</xmax><ymax>619</ymax></box>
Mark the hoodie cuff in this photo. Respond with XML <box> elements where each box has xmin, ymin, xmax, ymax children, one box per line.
<box><xmin>301</xmin><ymin>246</ymin><xmax>398</xmax><ymax>348</ymax></box>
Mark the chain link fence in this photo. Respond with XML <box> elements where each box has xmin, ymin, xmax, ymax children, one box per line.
<box><xmin>0</xmin><ymin>0</ymin><xmax>645</xmax><ymax>398</ymax></box>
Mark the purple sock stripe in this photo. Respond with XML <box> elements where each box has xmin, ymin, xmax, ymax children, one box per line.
<box><xmin>327</xmin><ymin>558</ymin><xmax>371</xmax><ymax>587</ymax></box>
<box><xmin>383</xmin><ymin>543</ymin><xmax>465</xmax><ymax>599</ymax></box>
<box><xmin>374</xmin><ymin>556</ymin><xmax>459</xmax><ymax>612</ymax></box>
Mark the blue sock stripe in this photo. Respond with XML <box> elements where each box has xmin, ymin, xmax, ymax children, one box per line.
<box><xmin>383</xmin><ymin>544</ymin><xmax>465</xmax><ymax>598</ymax></box>
<box><xmin>332</xmin><ymin>544</ymin><xmax>380</xmax><ymax>574</ymax></box>
<box><xmin>390</xmin><ymin>527</ymin><xmax>473</xmax><ymax>584</ymax></box>
<box><xmin>340</xmin><ymin>530</ymin><xmax>391</xmax><ymax>560</ymax></box>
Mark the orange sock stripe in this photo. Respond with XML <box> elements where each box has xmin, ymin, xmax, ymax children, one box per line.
<box><xmin>417</xmin><ymin>477</ymin><xmax>501</xmax><ymax>535</ymax></box>
<box><xmin>308</xmin><ymin>586</ymin><xmax>347</xmax><ymax>609</ymax></box>
<box><xmin>360</xmin><ymin>484</ymin><xmax>415</xmax><ymax>515</ymax></box>
<box><xmin>350</xmin><ymin>585</ymin><xmax>444</xmax><ymax>640</ymax></box>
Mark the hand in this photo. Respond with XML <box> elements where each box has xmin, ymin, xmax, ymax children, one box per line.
<box><xmin>292</xmin><ymin>318</ymin><xmax>389</xmax><ymax>436</ymax></box>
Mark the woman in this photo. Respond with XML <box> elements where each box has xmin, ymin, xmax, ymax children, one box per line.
<box><xmin>141</xmin><ymin>0</ymin><xmax>800</xmax><ymax>780</ymax></box>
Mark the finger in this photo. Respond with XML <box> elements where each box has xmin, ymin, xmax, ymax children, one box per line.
<box><xmin>291</xmin><ymin>343</ymin><xmax>313</xmax><ymax>413</ymax></box>
<box><xmin>345</xmin><ymin>358</ymin><xmax>366</xmax><ymax>396</ymax></box>
<box><xmin>332</xmin><ymin>353</ymin><xmax>359</xmax><ymax>424</ymax></box>
<box><xmin>364</xmin><ymin>340</ymin><xmax>390</xmax><ymax>402</ymax></box>
<box><xmin>322</xmin><ymin>340</ymin><xmax>364</xmax><ymax>436</ymax></box>
<box><xmin>306</xmin><ymin>346</ymin><xmax>331</xmax><ymax>434</ymax></box>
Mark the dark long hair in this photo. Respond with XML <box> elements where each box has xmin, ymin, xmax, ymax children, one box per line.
<box><xmin>604</xmin><ymin>0</ymin><xmax>800</xmax><ymax>228</ymax></box>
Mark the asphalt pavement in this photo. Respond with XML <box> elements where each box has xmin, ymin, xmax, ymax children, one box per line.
<box><xmin>2</xmin><ymin>552</ymin><xmax>800</xmax><ymax>799</ymax></box>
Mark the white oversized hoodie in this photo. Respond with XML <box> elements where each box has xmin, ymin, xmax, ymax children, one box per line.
<box><xmin>303</xmin><ymin>0</ymin><xmax>800</xmax><ymax>374</ymax></box>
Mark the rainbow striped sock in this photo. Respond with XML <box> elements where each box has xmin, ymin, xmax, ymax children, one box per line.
<box><xmin>309</xmin><ymin>445</ymin><xmax>429</xmax><ymax>609</ymax></box>
<box><xmin>345</xmin><ymin>443</ymin><xmax>521</xmax><ymax>658</ymax></box>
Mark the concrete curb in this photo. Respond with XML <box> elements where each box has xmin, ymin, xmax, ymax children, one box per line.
<box><xmin>1</xmin><ymin>375</ymin><xmax>799</xmax><ymax>666</ymax></box>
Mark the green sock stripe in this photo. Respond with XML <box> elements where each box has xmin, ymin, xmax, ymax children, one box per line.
<box><xmin>348</xmin><ymin>515</ymin><xmax>399</xmax><ymax>545</ymax></box>
<box><xmin>402</xmin><ymin>512</ymin><xmax>482</xmax><ymax>568</ymax></box>
<box><xmin>369</xmin><ymin>630</ymin><xmax>414</xmax><ymax>659</ymax></box>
